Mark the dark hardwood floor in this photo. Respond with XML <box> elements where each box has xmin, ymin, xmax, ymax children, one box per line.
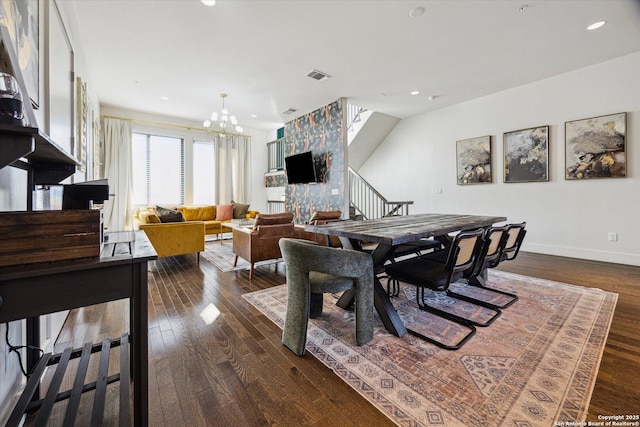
<box><xmin>51</xmin><ymin>249</ymin><xmax>640</xmax><ymax>426</ymax></box>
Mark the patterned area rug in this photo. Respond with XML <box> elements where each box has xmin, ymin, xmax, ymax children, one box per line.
<box><xmin>242</xmin><ymin>271</ymin><xmax>617</xmax><ymax>426</ymax></box>
<box><xmin>201</xmin><ymin>240</ymin><xmax>280</xmax><ymax>272</ymax></box>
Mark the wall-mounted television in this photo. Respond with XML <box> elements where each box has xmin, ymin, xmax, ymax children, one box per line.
<box><xmin>285</xmin><ymin>151</ymin><xmax>317</xmax><ymax>184</ymax></box>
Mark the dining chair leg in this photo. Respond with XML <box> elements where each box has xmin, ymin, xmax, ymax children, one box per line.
<box><xmin>407</xmin><ymin>286</ymin><xmax>477</xmax><ymax>350</ymax></box>
<box><xmin>406</xmin><ymin>324</ymin><xmax>476</xmax><ymax>351</ymax></box>
<box><xmin>310</xmin><ymin>293</ymin><xmax>323</xmax><ymax>318</ymax></box>
<box><xmin>416</xmin><ymin>286</ymin><xmax>502</xmax><ymax>327</ymax></box>
<box><xmin>386</xmin><ymin>278</ymin><xmax>394</xmax><ymax>297</ymax></box>
<box><xmin>233</xmin><ymin>255</ymin><xmax>239</xmax><ymax>267</ymax></box>
<box><xmin>386</xmin><ymin>277</ymin><xmax>400</xmax><ymax>298</ymax></box>
<box><xmin>464</xmin><ymin>275</ymin><xmax>519</xmax><ymax>309</ymax></box>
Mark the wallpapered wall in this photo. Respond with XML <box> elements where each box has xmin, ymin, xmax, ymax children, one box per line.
<box><xmin>264</xmin><ymin>172</ymin><xmax>285</xmax><ymax>187</ymax></box>
<box><xmin>284</xmin><ymin>98</ymin><xmax>346</xmax><ymax>224</ymax></box>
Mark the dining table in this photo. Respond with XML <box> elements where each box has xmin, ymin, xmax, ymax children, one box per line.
<box><xmin>304</xmin><ymin>213</ymin><xmax>507</xmax><ymax>337</ymax></box>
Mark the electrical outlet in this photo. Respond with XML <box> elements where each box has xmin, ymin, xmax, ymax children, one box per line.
<box><xmin>435</xmin><ymin>187</ymin><xmax>443</xmax><ymax>194</ymax></box>
<box><xmin>608</xmin><ymin>232</ymin><xmax>618</xmax><ymax>242</ymax></box>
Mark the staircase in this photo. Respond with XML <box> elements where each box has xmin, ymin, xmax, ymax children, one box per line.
<box><xmin>347</xmin><ymin>103</ymin><xmax>411</xmax><ymax>219</ymax></box>
<box><xmin>348</xmin><ymin>167</ymin><xmax>412</xmax><ymax>220</ymax></box>
<box><xmin>265</xmin><ymin>103</ymin><xmax>411</xmax><ymax>218</ymax></box>
<box><xmin>347</xmin><ymin>104</ymin><xmax>367</xmax><ymax>134</ymax></box>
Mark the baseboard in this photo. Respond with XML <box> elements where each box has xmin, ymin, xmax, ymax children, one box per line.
<box><xmin>523</xmin><ymin>242</ymin><xmax>640</xmax><ymax>266</ymax></box>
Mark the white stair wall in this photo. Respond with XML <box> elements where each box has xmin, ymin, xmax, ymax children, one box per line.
<box><xmin>347</xmin><ymin>111</ymin><xmax>400</xmax><ymax>170</ymax></box>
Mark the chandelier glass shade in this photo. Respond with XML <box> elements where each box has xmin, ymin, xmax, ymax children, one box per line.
<box><xmin>203</xmin><ymin>93</ymin><xmax>243</xmax><ymax>134</ymax></box>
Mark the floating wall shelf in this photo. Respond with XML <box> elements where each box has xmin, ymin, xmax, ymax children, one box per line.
<box><xmin>1</xmin><ymin>22</ymin><xmax>78</xmax><ymax>185</ymax></box>
<box><xmin>0</xmin><ymin>124</ymin><xmax>78</xmax><ymax>184</ymax></box>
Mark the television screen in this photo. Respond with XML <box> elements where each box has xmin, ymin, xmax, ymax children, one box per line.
<box><xmin>285</xmin><ymin>151</ymin><xmax>317</xmax><ymax>184</ymax></box>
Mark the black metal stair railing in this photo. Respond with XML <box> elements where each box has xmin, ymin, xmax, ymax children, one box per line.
<box><xmin>348</xmin><ymin>167</ymin><xmax>413</xmax><ymax>219</ymax></box>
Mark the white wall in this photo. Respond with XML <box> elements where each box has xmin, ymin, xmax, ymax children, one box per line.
<box><xmin>1</xmin><ymin>1</ymin><xmax>101</xmax><ymax>422</ymax></box>
<box><xmin>360</xmin><ymin>52</ymin><xmax>640</xmax><ymax>266</ymax></box>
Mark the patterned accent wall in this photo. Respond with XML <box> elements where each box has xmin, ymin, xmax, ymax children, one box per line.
<box><xmin>264</xmin><ymin>172</ymin><xmax>286</xmax><ymax>187</ymax></box>
<box><xmin>285</xmin><ymin>98</ymin><xmax>347</xmax><ymax>224</ymax></box>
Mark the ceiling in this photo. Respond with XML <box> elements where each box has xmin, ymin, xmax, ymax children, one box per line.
<box><xmin>66</xmin><ymin>0</ymin><xmax>640</xmax><ymax>132</ymax></box>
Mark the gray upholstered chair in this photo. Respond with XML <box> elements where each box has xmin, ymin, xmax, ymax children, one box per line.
<box><xmin>278</xmin><ymin>238</ymin><xmax>375</xmax><ymax>356</ymax></box>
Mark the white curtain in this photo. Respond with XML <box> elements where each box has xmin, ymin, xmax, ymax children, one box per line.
<box><xmin>102</xmin><ymin>118</ymin><xmax>133</xmax><ymax>231</ymax></box>
<box><xmin>214</xmin><ymin>134</ymin><xmax>252</xmax><ymax>204</ymax></box>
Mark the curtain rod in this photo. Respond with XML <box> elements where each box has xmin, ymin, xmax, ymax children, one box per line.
<box><xmin>101</xmin><ymin>114</ymin><xmax>246</xmax><ymax>137</ymax></box>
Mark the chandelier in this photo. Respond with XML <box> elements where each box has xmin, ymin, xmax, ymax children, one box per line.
<box><xmin>203</xmin><ymin>93</ymin><xmax>243</xmax><ymax>135</ymax></box>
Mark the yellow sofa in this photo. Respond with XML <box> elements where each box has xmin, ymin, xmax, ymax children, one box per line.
<box><xmin>176</xmin><ymin>205</ymin><xmax>258</xmax><ymax>236</ymax></box>
<box><xmin>132</xmin><ymin>205</ymin><xmax>259</xmax><ymax>258</ymax></box>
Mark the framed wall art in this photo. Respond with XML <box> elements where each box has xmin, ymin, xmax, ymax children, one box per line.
<box><xmin>565</xmin><ymin>112</ymin><xmax>626</xmax><ymax>180</ymax></box>
<box><xmin>48</xmin><ymin>0</ymin><xmax>75</xmax><ymax>154</ymax></box>
<box><xmin>76</xmin><ymin>76</ymin><xmax>88</xmax><ymax>172</ymax></box>
<box><xmin>0</xmin><ymin>0</ymin><xmax>39</xmax><ymax>108</ymax></box>
<box><xmin>456</xmin><ymin>135</ymin><xmax>492</xmax><ymax>185</ymax></box>
<box><xmin>503</xmin><ymin>125</ymin><xmax>549</xmax><ymax>183</ymax></box>
<box><xmin>93</xmin><ymin>116</ymin><xmax>102</xmax><ymax>179</ymax></box>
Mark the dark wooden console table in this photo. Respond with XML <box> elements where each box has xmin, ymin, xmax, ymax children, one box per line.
<box><xmin>0</xmin><ymin>231</ymin><xmax>156</xmax><ymax>426</ymax></box>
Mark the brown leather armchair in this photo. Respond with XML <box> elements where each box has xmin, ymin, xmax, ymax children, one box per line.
<box><xmin>293</xmin><ymin>210</ymin><xmax>343</xmax><ymax>246</ymax></box>
<box><xmin>232</xmin><ymin>212</ymin><xmax>295</xmax><ymax>279</ymax></box>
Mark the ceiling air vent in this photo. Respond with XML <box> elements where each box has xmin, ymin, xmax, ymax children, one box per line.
<box><xmin>306</xmin><ymin>69</ymin><xmax>332</xmax><ymax>81</ymax></box>
<box><xmin>281</xmin><ymin>108</ymin><xmax>297</xmax><ymax>115</ymax></box>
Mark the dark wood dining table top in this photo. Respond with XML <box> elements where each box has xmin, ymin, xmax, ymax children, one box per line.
<box><xmin>304</xmin><ymin>213</ymin><xmax>507</xmax><ymax>338</ymax></box>
<box><xmin>305</xmin><ymin>213</ymin><xmax>507</xmax><ymax>245</ymax></box>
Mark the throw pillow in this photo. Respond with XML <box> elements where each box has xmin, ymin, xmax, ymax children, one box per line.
<box><xmin>232</xmin><ymin>202</ymin><xmax>250</xmax><ymax>219</ymax></box>
<box><xmin>201</xmin><ymin>205</ymin><xmax>216</xmax><ymax>221</ymax></box>
<box><xmin>138</xmin><ymin>211</ymin><xmax>161</xmax><ymax>224</ymax></box>
<box><xmin>155</xmin><ymin>206</ymin><xmax>185</xmax><ymax>223</ymax></box>
<box><xmin>215</xmin><ymin>203</ymin><xmax>234</xmax><ymax>221</ymax></box>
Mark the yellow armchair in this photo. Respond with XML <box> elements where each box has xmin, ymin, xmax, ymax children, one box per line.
<box><xmin>137</xmin><ymin>221</ymin><xmax>205</xmax><ymax>258</ymax></box>
<box><xmin>133</xmin><ymin>208</ymin><xmax>205</xmax><ymax>258</ymax></box>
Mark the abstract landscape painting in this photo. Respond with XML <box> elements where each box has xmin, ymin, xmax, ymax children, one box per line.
<box><xmin>456</xmin><ymin>135</ymin><xmax>492</xmax><ymax>184</ymax></box>
<box><xmin>504</xmin><ymin>126</ymin><xmax>549</xmax><ymax>183</ymax></box>
<box><xmin>565</xmin><ymin>112</ymin><xmax>626</xmax><ymax>180</ymax></box>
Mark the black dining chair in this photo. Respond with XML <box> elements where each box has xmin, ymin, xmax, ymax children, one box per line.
<box><xmin>446</xmin><ymin>225</ymin><xmax>519</xmax><ymax>309</ymax></box>
<box><xmin>494</xmin><ymin>222</ymin><xmax>527</xmax><ymax>265</ymax></box>
<box><xmin>385</xmin><ymin>228</ymin><xmax>500</xmax><ymax>350</ymax></box>
<box><xmin>468</xmin><ymin>222</ymin><xmax>526</xmax><ymax>294</ymax></box>
<box><xmin>383</xmin><ymin>238</ymin><xmax>445</xmax><ymax>297</ymax></box>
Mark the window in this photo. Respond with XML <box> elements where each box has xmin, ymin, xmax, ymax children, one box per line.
<box><xmin>192</xmin><ymin>139</ymin><xmax>215</xmax><ymax>205</ymax></box>
<box><xmin>132</xmin><ymin>133</ymin><xmax>184</xmax><ymax>206</ymax></box>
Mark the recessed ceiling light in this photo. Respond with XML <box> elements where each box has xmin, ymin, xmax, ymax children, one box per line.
<box><xmin>160</xmin><ymin>96</ymin><xmax>169</xmax><ymax>100</ymax></box>
<box><xmin>410</xmin><ymin>91</ymin><xmax>420</xmax><ymax>96</ymax></box>
<box><xmin>251</xmin><ymin>114</ymin><xmax>257</xmax><ymax>118</ymax></box>
<box><xmin>587</xmin><ymin>21</ymin><xmax>606</xmax><ymax>31</ymax></box>
<box><xmin>409</xmin><ymin>7</ymin><xmax>425</xmax><ymax>18</ymax></box>
<box><xmin>201</xmin><ymin>0</ymin><xmax>216</xmax><ymax>6</ymax></box>
<box><xmin>517</xmin><ymin>5</ymin><xmax>529</xmax><ymax>12</ymax></box>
